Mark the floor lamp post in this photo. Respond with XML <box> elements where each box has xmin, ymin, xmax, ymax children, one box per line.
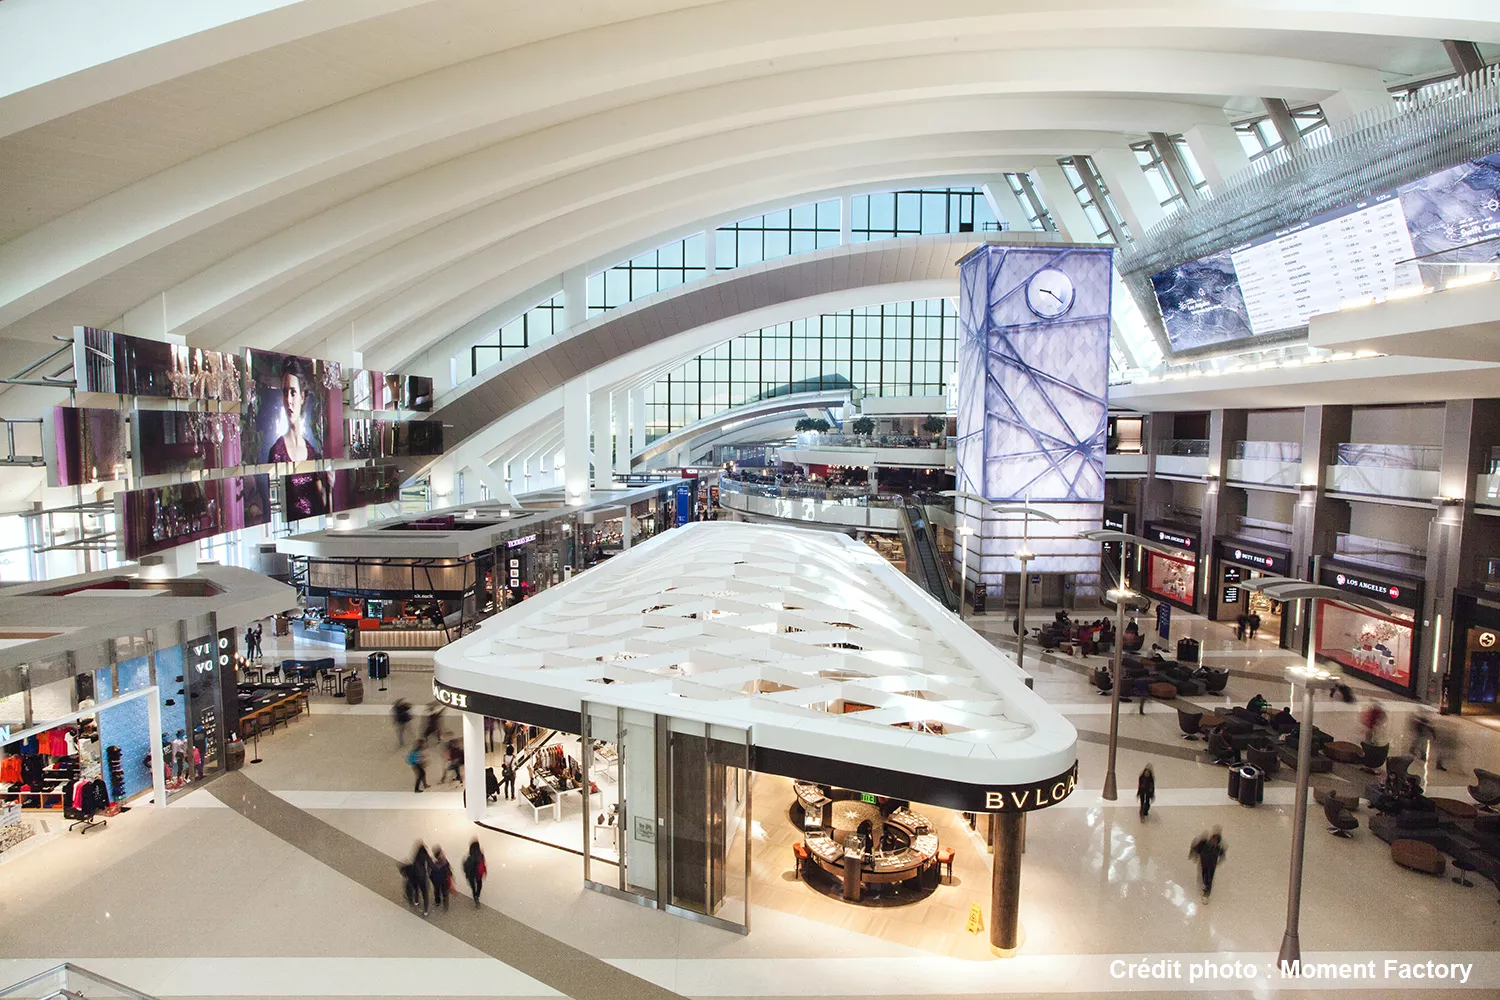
<box><xmin>988</xmin><ymin>497</ymin><xmax>1060</xmax><ymax>673</ymax></box>
<box><xmin>1242</xmin><ymin>578</ymin><xmax>1392</xmax><ymax>967</ymax></box>
<box><xmin>956</xmin><ymin>525</ymin><xmax>973</xmax><ymax>619</ymax></box>
<box><xmin>1080</xmin><ymin>529</ymin><xmax>1186</xmax><ymax>801</ymax></box>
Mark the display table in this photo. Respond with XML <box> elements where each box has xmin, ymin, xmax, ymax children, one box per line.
<box><xmin>802</xmin><ymin>807</ymin><xmax>940</xmax><ymax>898</ymax></box>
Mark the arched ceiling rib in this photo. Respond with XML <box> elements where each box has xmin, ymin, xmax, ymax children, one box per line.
<box><xmin>1</xmin><ymin>0</ymin><xmax>1496</xmax><ymax>415</ymax></box>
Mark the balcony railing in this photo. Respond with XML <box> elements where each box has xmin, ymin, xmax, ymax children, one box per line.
<box><xmin>1163</xmin><ymin>438</ymin><xmax>1209</xmax><ymax>456</ymax></box>
<box><xmin>1227</xmin><ymin>439</ymin><xmax>1301</xmax><ymax>487</ymax></box>
<box><xmin>1327</xmin><ymin>443</ymin><xmax>1442</xmax><ymax>499</ymax></box>
<box><xmin>794</xmin><ymin>433</ymin><xmax>948</xmax><ymax>450</ymax></box>
<box><xmin>1333</xmin><ymin>532</ymin><xmax>1426</xmax><ymax>576</ymax></box>
<box><xmin>1155</xmin><ymin>438</ymin><xmax>1209</xmax><ymax>478</ymax></box>
<box><xmin>1228</xmin><ymin>516</ymin><xmax>1294</xmax><ymax>549</ymax></box>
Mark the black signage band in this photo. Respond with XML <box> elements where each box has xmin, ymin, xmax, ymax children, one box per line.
<box><xmin>1215</xmin><ymin>541</ymin><xmax>1291</xmax><ymax>576</ymax></box>
<box><xmin>1318</xmin><ymin>565</ymin><xmax>1421</xmax><ymax>611</ymax></box>
<box><xmin>432</xmin><ymin>680</ymin><xmax>1079</xmax><ymax>813</ymax></box>
<box><xmin>1145</xmin><ymin>524</ymin><xmax>1196</xmax><ymax>551</ymax></box>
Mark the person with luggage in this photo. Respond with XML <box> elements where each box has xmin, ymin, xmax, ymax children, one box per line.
<box><xmin>463</xmin><ymin>839</ymin><xmax>487</xmax><ymax>907</ymax></box>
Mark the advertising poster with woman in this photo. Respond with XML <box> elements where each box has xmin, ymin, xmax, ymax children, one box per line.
<box><xmin>241</xmin><ymin>349</ymin><xmax>343</xmax><ymax>464</ymax></box>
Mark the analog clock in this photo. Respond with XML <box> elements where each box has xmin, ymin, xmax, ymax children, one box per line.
<box><xmin>1025</xmin><ymin>267</ymin><xmax>1076</xmax><ymax>319</ymax></box>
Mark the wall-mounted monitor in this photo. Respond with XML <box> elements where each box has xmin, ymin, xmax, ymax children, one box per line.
<box><xmin>282</xmin><ymin>465</ymin><xmax>401</xmax><ymax>522</ymax></box>
<box><xmin>1150</xmin><ymin>152</ymin><xmax>1500</xmax><ymax>353</ymax></box>
<box><xmin>241</xmin><ymin>349</ymin><xmax>344</xmax><ymax>464</ymax></box>
<box><xmin>345</xmin><ymin>418</ymin><xmax>444</xmax><ymax>459</ymax></box>
<box><xmin>119</xmin><ymin>474</ymin><xmax>271</xmax><ymax>561</ymax></box>
<box><xmin>73</xmin><ymin>328</ymin><xmax>241</xmax><ymax>401</ymax></box>
<box><xmin>348</xmin><ymin>368</ymin><xmax>434</xmax><ymax>412</ymax></box>
<box><xmin>53</xmin><ymin>406</ymin><xmax>129</xmax><ymax>486</ymax></box>
<box><xmin>133</xmin><ymin>411</ymin><xmax>242</xmax><ymax>477</ymax></box>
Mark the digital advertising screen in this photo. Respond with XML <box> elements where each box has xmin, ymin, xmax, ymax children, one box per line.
<box><xmin>74</xmin><ymin>327</ymin><xmax>240</xmax><ymax>401</ymax></box>
<box><xmin>345</xmin><ymin>418</ymin><xmax>444</xmax><ymax>459</ymax></box>
<box><xmin>119</xmin><ymin>474</ymin><xmax>271</xmax><ymax>561</ymax></box>
<box><xmin>1151</xmin><ymin>152</ymin><xmax>1500</xmax><ymax>352</ymax></box>
<box><xmin>349</xmin><ymin>369</ymin><xmax>434</xmax><ymax>412</ymax></box>
<box><xmin>52</xmin><ymin>406</ymin><xmax>129</xmax><ymax>486</ymax></box>
<box><xmin>133</xmin><ymin>411</ymin><xmax>243</xmax><ymax>477</ymax></box>
<box><xmin>241</xmin><ymin>349</ymin><xmax>344</xmax><ymax>465</ymax></box>
<box><xmin>282</xmin><ymin>465</ymin><xmax>401</xmax><ymax>522</ymax></box>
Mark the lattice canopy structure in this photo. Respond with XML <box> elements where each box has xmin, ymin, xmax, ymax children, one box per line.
<box><xmin>436</xmin><ymin>522</ymin><xmax>1077</xmax><ymax>792</ymax></box>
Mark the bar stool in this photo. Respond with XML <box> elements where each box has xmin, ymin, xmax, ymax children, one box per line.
<box><xmin>936</xmin><ymin>846</ymin><xmax>956</xmax><ymax>884</ymax></box>
<box><xmin>791</xmin><ymin>841</ymin><xmax>809</xmax><ymax>881</ymax></box>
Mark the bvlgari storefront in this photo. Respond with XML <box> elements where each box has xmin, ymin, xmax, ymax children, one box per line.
<box><xmin>435</xmin><ymin>522</ymin><xmax>1078</xmax><ymax>955</ymax></box>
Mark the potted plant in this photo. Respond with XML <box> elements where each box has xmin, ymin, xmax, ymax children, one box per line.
<box><xmin>851</xmin><ymin>416</ymin><xmax>875</xmax><ymax>436</ymax></box>
<box><xmin>922</xmin><ymin>415</ymin><xmax>946</xmax><ymax>438</ymax></box>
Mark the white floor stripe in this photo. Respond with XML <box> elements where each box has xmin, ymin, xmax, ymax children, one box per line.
<box><xmin>0</xmin><ymin>958</ymin><xmax>560</xmax><ymax>997</ymax></box>
<box><xmin>608</xmin><ymin>951</ymin><xmax>1497</xmax><ymax>995</ymax></box>
<box><xmin>274</xmin><ymin>789</ymin><xmax>466</xmax><ymax>810</ymax></box>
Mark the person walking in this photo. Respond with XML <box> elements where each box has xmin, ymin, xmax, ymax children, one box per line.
<box><xmin>1133</xmin><ymin>675</ymin><xmax>1151</xmax><ymax>714</ymax></box>
<box><xmin>1234</xmin><ymin>614</ymin><xmax>1246</xmax><ymax>641</ymax></box>
<box><xmin>430</xmin><ymin>846</ymin><xmax>453</xmax><ymax>911</ymax></box>
<box><xmin>253</xmin><ymin>623</ymin><xmax>264</xmax><ymax>660</ymax></box>
<box><xmin>422</xmin><ymin>703</ymin><xmax>445</xmax><ymax>744</ymax></box>
<box><xmin>1137</xmin><ymin>764</ymin><xmax>1156</xmax><ymax>820</ymax></box>
<box><xmin>408</xmin><ymin>739</ymin><xmax>429</xmax><ymax>793</ymax></box>
<box><xmin>462</xmin><ymin>839</ymin><xmax>487</xmax><ymax>907</ymax></box>
<box><xmin>245</xmin><ymin>625</ymin><xmax>258</xmax><ymax>661</ymax></box>
<box><xmin>443</xmin><ymin>738</ymin><xmax>463</xmax><ymax>784</ymax></box>
<box><xmin>1359</xmin><ymin>701</ymin><xmax>1387</xmax><ymax>745</ymax></box>
<box><xmin>406</xmin><ymin>842</ymin><xmax>433</xmax><ymax>915</ymax></box>
<box><xmin>1248</xmin><ymin>613</ymin><xmax>1262</xmax><ymax>640</ymax></box>
<box><xmin>392</xmin><ymin>699</ymin><xmax>412</xmax><ymax>748</ymax></box>
<box><xmin>1189</xmin><ymin>827</ymin><xmax>1227</xmax><ymax>901</ymax></box>
<box><xmin>500</xmin><ymin>748</ymin><xmax>516</xmax><ymax>800</ymax></box>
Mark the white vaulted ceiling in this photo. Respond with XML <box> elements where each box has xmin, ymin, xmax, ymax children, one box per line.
<box><xmin>1</xmin><ymin>0</ymin><xmax>1496</xmax><ymax>409</ymax></box>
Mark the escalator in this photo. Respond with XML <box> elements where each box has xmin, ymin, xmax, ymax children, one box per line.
<box><xmin>897</xmin><ymin>500</ymin><xmax>957</xmax><ymax>611</ymax></box>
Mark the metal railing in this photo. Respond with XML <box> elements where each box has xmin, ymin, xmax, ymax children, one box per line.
<box><xmin>1</xmin><ymin>964</ymin><xmax>159</xmax><ymax>1000</ymax></box>
<box><xmin>1162</xmin><ymin>438</ymin><xmax>1209</xmax><ymax>457</ymax></box>
<box><xmin>793</xmin><ymin>433</ymin><xmax>948</xmax><ymax>450</ymax></box>
<box><xmin>1228</xmin><ymin>516</ymin><xmax>1294</xmax><ymax>548</ymax></box>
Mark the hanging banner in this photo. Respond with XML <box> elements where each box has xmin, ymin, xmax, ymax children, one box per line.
<box><xmin>675</xmin><ymin>483</ymin><xmax>693</xmax><ymax>527</ymax></box>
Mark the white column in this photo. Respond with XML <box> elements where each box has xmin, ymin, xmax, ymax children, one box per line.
<box><xmin>147</xmin><ymin>692</ymin><xmax>167</xmax><ymax>808</ymax></box>
<box><xmin>457</xmin><ymin>450</ymin><xmax>517</xmax><ymax>505</ymax></box>
<box><xmin>630</xmin><ymin>385</ymin><xmax>648</xmax><ymax>458</ymax></box>
<box><xmin>561</xmin><ymin>267</ymin><xmax>588</xmax><ymax>330</ymax></box>
<box><xmin>1090</xmin><ymin>146</ymin><xmax>1166</xmax><ymax>238</ymax></box>
<box><xmin>591</xmin><ymin>387</ymin><xmax>613</xmax><ymax>490</ymax></box>
<box><xmin>982</xmin><ymin>177</ymin><xmax>1031</xmax><ymax>232</ymax></box>
<box><xmin>614</xmin><ymin>392</ymin><xmax>632</xmax><ymax>476</ymax></box>
<box><xmin>563</xmin><ymin>379</ymin><xmax>591</xmax><ymax>504</ymax></box>
<box><xmin>463</xmin><ymin>711</ymin><xmax>486</xmax><ymax>821</ymax></box>
<box><xmin>427</xmin><ymin>456</ymin><xmax>457</xmax><ymax>508</ymax></box>
<box><xmin>1182</xmin><ymin>123</ymin><xmax>1251</xmax><ymax>191</ymax></box>
<box><xmin>702</xmin><ymin>228</ymin><xmax>717</xmax><ymax>272</ymax></box>
<box><xmin>840</xmin><ymin>193</ymin><xmax>854</xmax><ymax>244</ymax></box>
<box><xmin>1027</xmin><ymin>165</ymin><xmax>1094</xmax><ymax>242</ymax></box>
<box><xmin>1320</xmin><ymin>88</ymin><xmax>1395</xmax><ymax>126</ymax></box>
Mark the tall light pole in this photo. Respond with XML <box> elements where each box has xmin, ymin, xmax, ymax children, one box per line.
<box><xmin>1242</xmin><ymin>578</ymin><xmax>1393</xmax><ymax>967</ymax></box>
<box><xmin>988</xmin><ymin>495</ymin><xmax>1060</xmax><ymax>672</ymax></box>
<box><xmin>956</xmin><ymin>524</ymin><xmax>974</xmax><ymax>619</ymax></box>
<box><xmin>1080</xmin><ymin>529</ymin><xmax>1191</xmax><ymax>800</ymax></box>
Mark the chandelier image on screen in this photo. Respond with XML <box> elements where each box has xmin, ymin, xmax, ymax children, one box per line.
<box><xmin>954</xmin><ymin>245</ymin><xmax>1112</xmax><ymax>503</ymax></box>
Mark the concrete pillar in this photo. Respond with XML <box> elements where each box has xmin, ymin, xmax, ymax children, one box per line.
<box><xmin>1202</xmin><ymin>409</ymin><xmax>1247</xmax><ymax>621</ymax></box>
<box><xmin>981</xmin><ymin>177</ymin><xmax>1031</xmax><ymax>231</ymax></box>
<box><xmin>1287</xmin><ymin>406</ymin><xmax>1352</xmax><ymax>652</ymax></box>
<box><xmin>147</xmin><ymin>692</ymin><xmax>168</xmax><ymax>807</ymax></box>
<box><xmin>561</xmin><ymin>268</ymin><xmax>588</xmax><ymax>330</ymax></box>
<box><xmin>614</xmin><ymin>392</ymin><xmax>632</xmax><ymax>476</ymax></box>
<box><xmin>463</xmin><ymin>712</ymin><xmax>486</xmax><ymax>821</ymax></box>
<box><xmin>1028</xmin><ymin>165</ymin><xmax>1094</xmax><ymax>243</ymax></box>
<box><xmin>630</xmin><ymin>385</ymin><xmax>648</xmax><ymax>460</ymax></box>
<box><xmin>1149</xmin><ymin>132</ymin><xmax>1202</xmax><ymax>207</ymax></box>
<box><xmin>1182</xmin><ymin>123</ymin><xmax>1251</xmax><ymax>192</ymax></box>
<box><xmin>1320</xmin><ymin>88</ymin><xmax>1395</xmax><ymax>126</ymax></box>
<box><xmin>1261</xmin><ymin>98</ymin><xmax>1305</xmax><ymax>152</ymax></box>
<box><xmin>591</xmin><ymin>387</ymin><xmax>613</xmax><ymax>490</ymax></box>
<box><xmin>989</xmin><ymin>811</ymin><xmax>1024</xmax><ymax>955</ymax></box>
<box><xmin>1090</xmin><ymin>146</ymin><xmax>1166</xmax><ymax>239</ymax></box>
<box><xmin>563</xmin><ymin>379</ymin><xmax>591</xmax><ymax>504</ymax></box>
<box><xmin>840</xmin><ymin>194</ymin><xmax>854</xmax><ymax>244</ymax></box>
<box><xmin>1444</xmin><ymin>40</ymin><xmax>1487</xmax><ymax>76</ymax></box>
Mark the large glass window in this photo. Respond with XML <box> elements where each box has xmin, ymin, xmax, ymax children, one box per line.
<box><xmin>644</xmin><ymin>299</ymin><xmax>958</xmax><ymax>439</ymax></box>
<box><xmin>464</xmin><ymin>293</ymin><xmax>565</xmax><ymax>380</ymax></box>
<box><xmin>1316</xmin><ymin>601</ymin><xmax>1415</xmax><ymax>691</ymax></box>
<box><xmin>850</xmin><ymin>187</ymin><xmax>998</xmax><ymax>241</ymax></box>
<box><xmin>1056</xmin><ymin>157</ymin><xmax>1128</xmax><ymax>243</ymax></box>
<box><xmin>588</xmin><ymin>235</ymin><xmax>707</xmax><ymax>317</ymax></box>
<box><xmin>1234</xmin><ymin>105</ymin><xmax>1330</xmax><ymax>162</ymax></box>
<box><xmin>716</xmin><ymin>201</ymin><xmax>840</xmax><ymax>269</ymax></box>
<box><xmin>1005</xmin><ymin>173</ymin><xmax>1053</xmax><ymax>232</ymax></box>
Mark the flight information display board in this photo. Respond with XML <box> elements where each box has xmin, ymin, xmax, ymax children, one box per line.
<box><xmin>1151</xmin><ymin>152</ymin><xmax>1500</xmax><ymax>352</ymax></box>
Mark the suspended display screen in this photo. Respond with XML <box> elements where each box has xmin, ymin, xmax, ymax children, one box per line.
<box><xmin>118</xmin><ymin>474</ymin><xmax>271</xmax><ymax>560</ymax></box>
<box><xmin>282</xmin><ymin>465</ymin><xmax>401</xmax><ymax>522</ymax></box>
<box><xmin>1151</xmin><ymin>152</ymin><xmax>1500</xmax><ymax>352</ymax></box>
<box><xmin>241</xmin><ymin>349</ymin><xmax>344</xmax><ymax>464</ymax></box>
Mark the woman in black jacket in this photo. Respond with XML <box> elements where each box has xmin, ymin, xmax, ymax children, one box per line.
<box><xmin>1137</xmin><ymin>764</ymin><xmax>1156</xmax><ymax>820</ymax></box>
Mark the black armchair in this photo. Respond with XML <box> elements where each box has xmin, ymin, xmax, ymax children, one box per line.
<box><xmin>1357</xmin><ymin>742</ymin><xmax>1390</xmax><ymax>774</ymax></box>
<box><xmin>1177</xmin><ymin>709</ymin><xmax>1204</xmax><ymax>741</ymax></box>
<box><xmin>1470</xmin><ymin>768</ymin><xmax>1500</xmax><ymax>811</ymax></box>
<box><xmin>1324</xmin><ymin>798</ymin><xmax>1359</xmax><ymax>838</ymax></box>
<box><xmin>1207</xmin><ymin>730</ymin><xmax>1241</xmax><ymax>766</ymax></box>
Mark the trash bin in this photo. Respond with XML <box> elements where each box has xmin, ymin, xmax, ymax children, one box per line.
<box><xmin>1177</xmin><ymin>637</ymin><xmax>1201</xmax><ymax>663</ymax></box>
<box><xmin>1227</xmin><ymin>765</ymin><xmax>1242</xmax><ymax>800</ymax></box>
<box><xmin>225</xmin><ymin>738</ymin><xmax>246</xmax><ymax>772</ymax></box>
<box><xmin>367</xmin><ymin>651</ymin><xmax>390</xmax><ymax>679</ymax></box>
<box><xmin>1236</xmin><ymin>765</ymin><xmax>1264</xmax><ymax>807</ymax></box>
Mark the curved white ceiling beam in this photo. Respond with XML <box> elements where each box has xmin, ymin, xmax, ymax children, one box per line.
<box><xmin>245</xmin><ymin>127</ymin><xmax>1131</xmax><ymax>360</ymax></box>
<box><xmin>155</xmin><ymin>93</ymin><xmax>1217</xmax><ymax>343</ymax></box>
<box><xmin>0</xmin><ymin>0</ymin><xmax>444</xmax><ymax>136</ymax></box>
<box><xmin>0</xmin><ymin>46</ymin><xmax>1392</xmax><ymax>331</ymax></box>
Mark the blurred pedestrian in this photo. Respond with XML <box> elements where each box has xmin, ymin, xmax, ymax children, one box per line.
<box><xmin>1137</xmin><ymin>764</ymin><xmax>1155</xmax><ymax>820</ymax></box>
<box><xmin>463</xmin><ymin>839</ymin><xmax>487</xmax><ymax>908</ymax></box>
<box><xmin>392</xmin><ymin>698</ymin><xmax>412</xmax><ymax>748</ymax></box>
<box><xmin>430</xmin><ymin>846</ymin><xmax>452</xmax><ymax>911</ymax></box>
<box><xmin>1189</xmin><ymin>827</ymin><xmax>1226</xmax><ymax>901</ymax></box>
<box><xmin>408</xmin><ymin>739</ymin><xmax>428</xmax><ymax>793</ymax></box>
<box><xmin>405</xmin><ymin>842</ymin><xmax>432</xmax><ymax>915</ymax></box>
